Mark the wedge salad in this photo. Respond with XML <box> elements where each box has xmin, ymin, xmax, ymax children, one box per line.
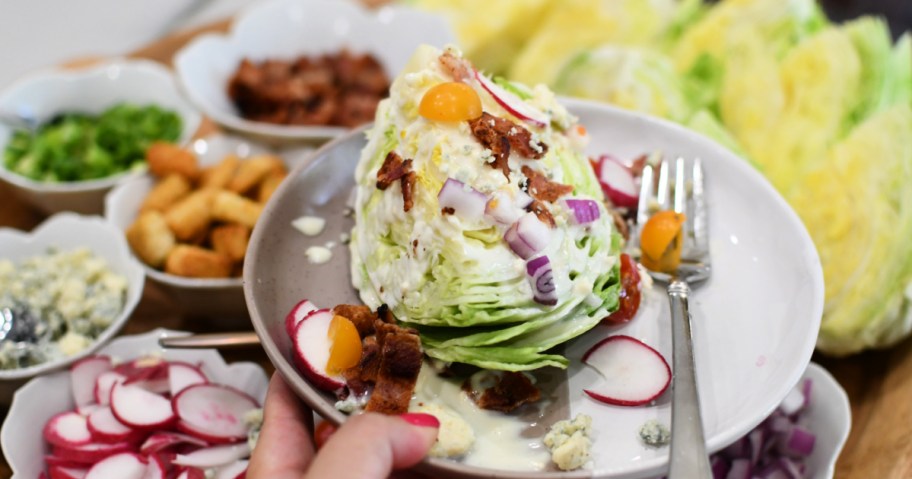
<box><xmin>349</xmin><ymin>45</ymin><xmax>623</xmax><ymax>372</ymax></box>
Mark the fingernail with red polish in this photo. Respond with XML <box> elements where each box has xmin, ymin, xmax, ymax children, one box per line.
<box><xmin>399</xmin><ymin>412</ymin><xmax>440</xmax><ymax>428</ymax></box>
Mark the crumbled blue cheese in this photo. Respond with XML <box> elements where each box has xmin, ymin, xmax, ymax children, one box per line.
<box><xmin>292</xmin><ymin>216</ymin><xmax>327</xmax><ymax>236</ymax></box>
<box><xmin>0</xmin><ymin>247</ymin><xmax>127</xmax><ymax>369</ymax></box>
<box><xmin>639</xmin><ymin>419</ymin><xmax>671</xmax><ymax>447</ymax></box>
<box><xmin>335</xmin><ymin>393</ymin><xmax>369</xmax><ymax>413</ymax></box>
<box><xmin>543</xmin><ymin>414</ymin><xmax>592</xmax><ymax>471</ymax></box>
<box><xmin>414</xmin><ymin>402</ymin><xmax>475</xmax><ymax>458</ymax></box>
<box><xmin>305</xmin><ymin>246</ymin><xmax>333</xmax><ymax>264</ymax></box>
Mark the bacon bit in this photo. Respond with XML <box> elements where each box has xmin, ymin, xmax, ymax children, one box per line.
<box><xmin>401</xmin><ymin>171</ymin><xmax>416</xmax><ymax>212</ymax></box>
<box><xmin>412</xmin><ymin>239</ymin><xmax>419</xmax><ymax>255</ymax></box>
<box><xmin>471</xmin><ymin>112</ymin><xmax>547</xmax><ymax>160</ymax></box>
<box><xmin>463</xmin><ymin>372</ymin><xmax>541</xmax><ymax>413</ymax></box>
<box><xmin>441</xmin><ymin>207</ymin><xmax>455</xmax><ymax>215</ymax></box>
<box><xmin>522</xmin><ymin>166</ymin><xmax>573</xmax><ymax>203</ymax></box>
<box><xmin>376</xmin><ymin>152</ymin><xmax>409</xmax><ymax>189</ymax></box>
<box><xmin>376</xmin><ymin>152</ymin><xmax>417</xmax><ymax>212</ymax></box>
<box><xmin>527</xmin><ymin>199</ymin><xmax>555</xmax><ymax>228</ymax></box>
<box><xmin>629</xmin><ymin>154</ymin><xmax>649</xmax><ymax>177</ymax></box>
<box><xmin>439</xmin><ymin>51</ymin><xmax>473</xmax><ymax>83</ymax></box>
<box><xmin>332</xmin><ymin>304</ymin><xmax>377</xmax><ymax>338</ymax></box>
<box><xmin>468</xmin><ymin>115</ymin><xmax>512</xmax><ymax>178</ymax></box>
<box><xmin>364</xmin><ymin>327</ymin><xmax>422</xmax><ymax>415</ymax></box>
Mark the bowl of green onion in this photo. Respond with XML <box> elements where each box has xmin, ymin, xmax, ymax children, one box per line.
<box><xmin>0</xmin><ymin>60</ymin><xmax>201</xmax><ymax>214</ymax></box>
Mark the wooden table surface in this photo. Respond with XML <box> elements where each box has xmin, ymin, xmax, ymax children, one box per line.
<box><xmin>2</xmin><ymin>14</ymin><xmax>912</xmax><ymax>479</ymax></box>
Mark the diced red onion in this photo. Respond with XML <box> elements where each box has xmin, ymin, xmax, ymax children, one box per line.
<box><xmin>564</xmin><ymin>198</ymin><xmax>601</xmax><ymax>224</ymax></box>
<box><xmin>438</xmin><ymin>178</ymin><xmax>488</xmax><ymax>221</ymax></box>
<box><xmin>727</xmin><ymin>458</ymin><xmax>752</xmax><ymax>479</ymax></box>
<box><xmin>504</xmin><ymin>213</ymin><xmax>550</xmax><ymax>259</ymax></box>
<box><xmin>485</xmin><ymin>192</ymin><xmax>524</xmax><ymax>224</ymax></box>
<box><xmin>514</xmin><ymin>190</ymin><xmax>533</xmax><ymax>209</ymax></box>
<box><xmin>778</xmin><ymin>384</ymin><xmax>806</xmax><ymax>416</ymax></box>
<box><xmin>526</xmin><ymin>255</ymin><xmax>557</xmax><ymax>306</ymax></box>
<box><xmin>780</xmin><ymin>425</ymin><xmax>815</xmax><ymax>458</ymax></box>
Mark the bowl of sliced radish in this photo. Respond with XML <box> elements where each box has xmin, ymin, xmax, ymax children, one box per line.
<box><xmin>0</xmin><ymin>329</ymin><xmax>269</xmax><ymax>479</ymax></box>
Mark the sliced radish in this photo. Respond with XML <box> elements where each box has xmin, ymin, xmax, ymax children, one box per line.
<box><xmin>85</xmin><ymin>453</ymin><xmax>147</xmax><ymax>479</ymax></box>
<box><xmin>52</xmin><ymin>442</ymin><xmax>135</xmax><ymax>465</ymax></box>
<box><xmin>173</xmin><ymin>443</ymin><xmax>251</xmax><ymax>469</ymax></box>
<box><xmin>44</xmin><ymin>412</ymin><xmax>93</xmax><ymax>449</ymax></box>
<box><xmin>474</xmin><ymin>70</ymin><xmax>548</xmax><ymax>127</ymax></box>
<box><xmin>140</xmin><ymin>432</ymin><xmax>209</xmax><ymax>455</ymax></box>
<box><xmin>597</xmin><ymin>155</ymin><xmax>638</xmax><ymax>209</ymax></box>
<box><xmin>46</xmin><ymin>455</ymin><xmax>90</xmax><ymax>468</ymax></box>
<box><xmin>284</xmin><ymin>299</ymin><xmax>319</xmax><ymax>339</ymax></box>
<box><xmin>77</xmin><ymin>404</ymin><xmax>103</xmax><ymax>417</ymax></box>
<box><xmin>582</xmin><ymin>335</ymin><xmax>671</xmax><ymax>406</ymax></box>
<box><xmin>291</xmin><ymin>309</ymin><xmax>346</xmax><ymax>392</ymax></box>
<box><xmin>94</xmin><ymin>372</ymin><xmax>126</xmax><ymax>406</ymax></box>
<box><xmin>70</xmin><ymin>356</ymin><xmax>113</xmax><ymax>408</ymax></box>
<box><xmin>169</xmin><ymin>362</ymin><xmax>209</xmax><ymax>397</ymax></box>
<box><xmin>118</xmin><ymin>358</ymin><xmax>170</xmax><ymax>395</ymax></box>
<box><xmin>48</xmin><ymin>465</ymin><xmax>88</xmax><ymax>479</ymax></box>
<box><xmin>214</xmin><ymin>460</ymin><xmax>248</xmax><ymax>479</ymax></box>
<box><xmin>87</xmin><ymin>407</ymin><xmax>140</xmax><ymax>444</ymax></box>
<box><xmin>175</xmin><ymin>468</ymin><xmax>206</xmax><ymax>479</ymax></box>
<box><xmin>142</xmin><ymin>455</ymin><xmax>166</xmax><ymax>479</ymax></box>
<box><xmin>173</xmin><ymin>384</ymin><xmax>259</xmax><ymax>443</ymax></box>
<box><xmin>110</xmin><ymin>382</ymin><xmax>176</xmax><ymax>429</ymax></box>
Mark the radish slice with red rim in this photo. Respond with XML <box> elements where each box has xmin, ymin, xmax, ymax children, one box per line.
<box><xmin>474</xmin><ymin>70</ymin><xmax>548</xmax><ymax>127</ymax></box>
<box><xmin>582</xmin><ymin>335</ymin><xmax>671</xmax><ymax>406</ymax></box>
<box><xmin>70</xmin><ymin>356</ymin><xmax>112</xmax><ymax>408</ymax></box>
<box><xmin>172</xmin><ymin>384</ymin><xmax>259</xmax><ymax>443</ymax></box>
<box><xmin>85</xmin><ymin>453</ymin><xmax>148</xmax><ymax>479</ymax></box>
<box><xmin>172</xmin><ymin>443</ymin><xmax>251</xmax><ymax>469</ymax></box>
<box><xmin>94</xmin><ymin>372</ymin><xmax>125</xmax><ymax>406</ymax></box>
<box><xmin>46</xmin><ymin>455</ymin><xmax>89</xmax><ymax>469</ymax></box>
<box><xmin>110</xmin><ymin>382</ymin><xmax>176</xmax><ymax>429</ymax></box>
<box><xmin>597</xmin><ymin>155</ymin><xmax>638</xmax><ymax>209</ymax></box>
<box><xmin>52</xmin><ymin>442</ymin><xmax>134</xmax><ymax>465</ymax></box>
<box><xmin>44</xmin><ymin>412</ymin><xmax>93</xmax><ymax>449</ymax></box>
<box><xmin>175</xmin><ymin>468</ymin><xmax>206</xmax><ymax>479</ymax></box>
<box><xmin>142</xmin><ymin>455</ymin><xmax>166</xmax><ymax>479</ymax></box>
<box><xmin>140</xmin><ymin>432</ymin><xmax>209</xmax><ymax>455</ymax></box>
<box><xmin>284</xmin><ymin>299</ymin><xmax>318</xmax><ymax>338</ymax></box>
<box><xmin>86</xmin><ymin>407</ymin><xmax>138</xmax><ymax>444</ymax></box>
<box><xmin>48</xmin><ymin>465</ymin><xmax>88</xmax><ymax>479</ymax></box>
<box><xmin>291</xmin><ymin>309</ymin><xmax>346</xmax><ymax>392</ymax></box>
<box><xmin>168</xmin><ymin>362</ymin><xmax>208</xmax><ymax>397</ymax></box>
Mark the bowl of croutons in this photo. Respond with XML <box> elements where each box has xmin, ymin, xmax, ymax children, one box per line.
<box><xmin>104</xmin><ymin>133</ymin><xmax>312</xmax><ymax>324</ymax></box>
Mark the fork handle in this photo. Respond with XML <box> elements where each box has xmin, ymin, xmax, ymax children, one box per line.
<box><xmin>667</xmin><ymin>279</ymin><xmax>712</xmax><ymax>479</ymax></box>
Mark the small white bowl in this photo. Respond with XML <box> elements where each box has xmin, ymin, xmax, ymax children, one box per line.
<box><xmin>0</xmin><ymin>60</ymin><xmax>202</xmax><ymax>214</ymax></box>
<box><xmin>0</xmin><ymin>213</ymin><xmax>145</xmax><ymax>404</ymax></box>
<box><xmin>174</xmin><ymin>0</ymin><xmax>454</xmax><ymax>143</ymax></box>
<box><xmin>0</xmin><ymin>328</ymin><xmax>269</xmax><ymax>479</ymax></box>
<box><xmin>105</xmin><ymin>133</ymin><xmax>314</xmax><ymax>326</ymax></box>
<box><xmin>801</xmin><ymin>362</ymin><xmax>851</xmax><ymax>479</ymax></box>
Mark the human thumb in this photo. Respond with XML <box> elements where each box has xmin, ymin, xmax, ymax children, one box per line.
<box><xmin>304</xmin><ymin>412</ymin><xmax>439</xmax><ymax>479</ymax></box>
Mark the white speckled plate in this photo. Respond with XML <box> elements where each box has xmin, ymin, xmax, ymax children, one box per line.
<box><xmin>244</xmin><ymin>99</ymin><xmax>824</xmax><ymax>478</ymax></box>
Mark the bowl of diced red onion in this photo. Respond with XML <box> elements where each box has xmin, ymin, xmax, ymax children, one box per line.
<box><xmin>657</xmin><ymin>362</ymin><xmax>849</xmax><ymax>479</ymax></box>
<box><xmin>0</xmin><ymin>329</ymin><xmax>269</xmax><ymax>479</ymax></box>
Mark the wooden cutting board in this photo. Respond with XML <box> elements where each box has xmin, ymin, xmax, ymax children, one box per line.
<box><xmin>2</xmin><ymin>12</ymin><xmax>912</xmax><ymax>479</ymax></box>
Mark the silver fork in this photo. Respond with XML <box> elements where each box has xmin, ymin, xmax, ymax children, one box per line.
<box><xmin>635</xmin><ymin>157</ymin><xmax>712</xmax><ymax>478</ymax></box>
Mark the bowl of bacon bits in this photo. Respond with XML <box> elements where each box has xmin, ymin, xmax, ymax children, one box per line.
<box><xmin>104</xmin><ymin>134</ymin><xmax>309</xmax><ymax>323</ymax></box>
<box><xmin>0</xmin><ymin>329</ymin><xmax>269</xmax><ymax>479</ymax></box>
<box><xmin>173</xmin><ymin>0</ymin><xmax>454</xmax><ymax>142</ymax></box>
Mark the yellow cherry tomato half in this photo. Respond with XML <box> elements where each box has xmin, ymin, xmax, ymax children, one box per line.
<box><xmin>326</xmin><ymin>315</ymin><xmax>362</xmax><ymax>375</ymax></box>
<box><xmin>640</xmin><ymin>210</ymin><xmax>686</xmax><ymax>273</ymax></box>
<box><xmin>418</xmin><ymin>82</ymin><xmax>483</xmax><ymax>122</ymax></box>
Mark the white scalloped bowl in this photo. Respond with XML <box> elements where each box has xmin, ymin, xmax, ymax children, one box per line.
<box><xmin>0</xmin><ymin>60</ymin><xmax>201</xmax><ymax>214</ymax></box>
<box><xmin>174</xmin><ymin>0</ymin><xmax>455</xmax><ymax>143</ymax></box>
<box><xmin>801</xmin><ymin>363</ymin><xmax>851</xmax><ymax>479</ymax></box>
<box><xmin>0</xmin><ymin>213</ymin><xmax>145</xmax><ymax>403</ymax></box>
<box><xmin>0</xmin><ymin>328</ymin><xmax>269</xmax><ymax>479</ymax></box>
<box><xmin>104</xmin><ymin>133</ymin><xmax>314</xmax><ymax>325</ymax></box>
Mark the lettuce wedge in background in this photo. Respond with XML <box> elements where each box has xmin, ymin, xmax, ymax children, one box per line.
<box><xmin>409</xmin><ymin>0</ymin><xmax>912</xmax><ymax>355</ymax></box>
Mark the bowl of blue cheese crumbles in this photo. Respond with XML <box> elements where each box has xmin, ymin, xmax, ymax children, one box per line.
<box><xmin>0</xmin><ymin>213</ymin><xmax>144</xmax><ymax>403</ymax></box>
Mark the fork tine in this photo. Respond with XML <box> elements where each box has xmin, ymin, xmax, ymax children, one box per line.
<box><xmin>691</xmin><ymin>158</ymin><xmax>709</xmax><ymax>255</ymax></box>
<box><xmin>673</xmin><ymin>157</ymin><xmax>686</xmax><ymax>214</ymax></box>
<box><xmin>656</xmin><ymin>160</ymin><xmax>671</xmax><ymax>211</ymax></box>
<box><xmin>637</xmin><ymin>164</ymin><xmax>654</xmax><ymax>229</ymax></box>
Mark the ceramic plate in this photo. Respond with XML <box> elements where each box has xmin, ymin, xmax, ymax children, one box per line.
<box><xmin>0</xmin><ymin>328</ymin><xmax>269</xmax><ymax>479</ymax></box>
<box><xmin>244</xmin><ymin>99</ymin><xmax>824</xmax><ymax>478</ymax></box>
